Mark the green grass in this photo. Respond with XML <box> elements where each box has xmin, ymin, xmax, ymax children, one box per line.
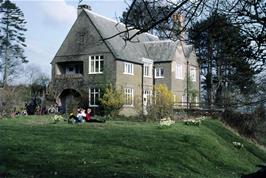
<box><xmin>0</xmin><ymin>116</ymin><xmax>265</xmax><ymax>178</ymax></box>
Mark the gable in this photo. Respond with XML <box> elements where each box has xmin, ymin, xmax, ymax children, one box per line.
<box><xmin>84</xmin><ymin>10</ymin><xmax>159</xmax><ymax>64</ymax></box>
<box><xmin>53</xmin><ymin>11</ymin><xmax>111</xmax><ymax>61</ymax></box>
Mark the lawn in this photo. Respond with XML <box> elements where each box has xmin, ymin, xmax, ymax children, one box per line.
<box><xmin>0</xmin><ymin>116</ymin><xmax>265</xmax><ymax>178</ymax></box>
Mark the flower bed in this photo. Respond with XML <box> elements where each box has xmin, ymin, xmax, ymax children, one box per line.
<box><xmin>159</xmin><ymin>117</ymin><xmax>175</xmax><ymax>128</ymax></box>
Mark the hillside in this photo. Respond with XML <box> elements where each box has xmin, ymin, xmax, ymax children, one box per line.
<box><xmin>0</xmin><ymin>116</ymin><xmax>265</xmax><ymax>178</ymax></box>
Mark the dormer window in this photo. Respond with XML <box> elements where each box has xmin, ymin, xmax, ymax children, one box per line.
<box><xmin>89</xmin><ymin>55</ymin><xmax>104</xmax><ymax>74</ymax></box>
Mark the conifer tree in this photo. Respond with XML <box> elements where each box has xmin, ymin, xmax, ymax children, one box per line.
<box><xmin>0</xmin><ymin>0</ymin><xmax>27</xmax><ymax>86</ymax></box>
<box><xmin>189</xmin><ymin>13</ymin><xmax>258</xmax><ymax>109</ymax></box>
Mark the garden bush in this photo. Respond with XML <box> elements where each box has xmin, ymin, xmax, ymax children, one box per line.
<box><xmin>146</xmin><ymin>84</ymin><xmax>174</xmax><ymax>121</ymax></box>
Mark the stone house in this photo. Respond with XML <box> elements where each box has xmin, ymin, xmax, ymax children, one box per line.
<box><xmin>50</xmin><ymin>5</ymin><xmax>200</xmax><ymax>115</ymax></box>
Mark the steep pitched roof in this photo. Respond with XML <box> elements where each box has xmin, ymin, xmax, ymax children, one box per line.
<box><xmin>84</xmin><ymin>10</ymin><xmax>159</xmax><ymax>63</ymax></box>
<box><xmin>143</xmin><ymin>40</ymin><xmax>179</xmax><ymax>62</ymax></box>
<box><xmin>84</xmin><ymin>9</ymin><xmax>194</xmax><ymax>64</ymax></box>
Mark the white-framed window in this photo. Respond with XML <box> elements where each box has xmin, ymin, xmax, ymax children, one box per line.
<box><xmin>89</xmin><ymin>55</ymin><xmax>104</xmax><ymax>74</ymax></box>
<box><xmin>176</xmin><ymin>64</ymin><xmax>183</xmax><ymax>80</ymax></box>
<box><xmin>144</xmin><ymin>64</ymin><xmax>152</xmax><ymax>77</ymax></box>
<box><xmin>124</xmin><ymin>88</ymin><xmax>134</xmax><ymax>106</ymax></box>
<box><xmin>190</xmin><ymin>66</ymin><xmax>197</xmax><ymax>82</ymax></box>
<box><xmin>89</xmin><ymin>88</ymin><xmax>101</xmax><ymax>107</ymax></box>
<box><xmin>144</xmin><ymin>90</ymin><xmax>153</xmax><ymax>104</ymax></box>
<box><xmin>124</xmin><ymin>62</ymin><xmax>134</xmax><ymax>75</ymax></box>
<box><xmin>155</xmin><ymin>67</ymin><xmax>164</xmax><ymax>78</ymax></box>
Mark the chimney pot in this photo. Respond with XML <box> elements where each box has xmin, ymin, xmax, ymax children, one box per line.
<box><xmin>173</xmin><ymin>14</ymin><xmax>178</xmax><ymax>22</ymax></box>
<box><xmin>77</xmin><ymin>4</ymin><xmax>91</xmax><ymax>16</ymax></box>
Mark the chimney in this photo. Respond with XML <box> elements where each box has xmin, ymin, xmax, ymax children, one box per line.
<box><xmin>78</xmin><ymin>4</ymin><xmax>91</xmax><ymax>16</ymax></box>
<box><xmin>172</xmin><ymin>13</ymin><xmax>185</xmax><ymax>42</ymax></box>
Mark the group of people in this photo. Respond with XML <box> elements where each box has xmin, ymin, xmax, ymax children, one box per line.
<box><xmin>69</xmin><ymin>108</ymin><xmax>104</xmax><ymax>123</ymax></box>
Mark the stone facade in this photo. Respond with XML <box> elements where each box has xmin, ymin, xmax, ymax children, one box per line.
<box><xmin>50</xmin><ymin>6</ymin><xmax>200</xmax><ymax>115</ymax></box>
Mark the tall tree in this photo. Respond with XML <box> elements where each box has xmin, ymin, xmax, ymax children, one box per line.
<box><xmin>0</xmin><ymin>0</ymin><xmax>27</xmax><ymax>87</ymax></box>
<box><xmin>189</xmin><ymin>13</ymin><xmax>259</xmax><ymax>109</ymax></box>
<box><xmin>120</xmin><ymin>0</ymin><xmax>265</xmax><ymax>68</ymax></box>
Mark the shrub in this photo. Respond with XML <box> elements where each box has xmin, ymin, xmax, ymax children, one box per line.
<box><xmin>222</xmin><ymin>110</ymin><xmax>259</xmax><ymax>138</ymax></box>
<box><xmin>147</xmin><ymin>84</ymin><xmax>174</xmax><ymax>121</ymax></box>
<box><xmin>99</xmin><ymin>85</ymin><xmax>124</xmax><ymax>117</ymax></box>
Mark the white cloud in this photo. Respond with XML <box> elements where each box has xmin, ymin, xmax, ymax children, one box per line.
<box><xmin>40</xmin><ymin>0</ymin><xmax>76</xmax><ymax>26</ymax></box>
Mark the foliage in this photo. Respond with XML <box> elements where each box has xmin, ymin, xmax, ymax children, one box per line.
<box><xmin>189</xmin><ymin>12</ymin><xmax>258</xmax><ymax>109</ymax></box>
<box><xmin>185</xmin><ymin>75</ymin><xmax>198</xmax><ymax>103</ymax></box>
<box><xmin>222</xmin><ymin>110</ymin><xmax>260</xmax><ymax>138</ymax></box>
<box><xmin>0</xmin><ymin>0</ymin><xmax>27</xmax><ymax>86</ymax></box>
<box><xmin>120</xmin><ymin>0</ymin><xmax>265</xmax><ymax>65</ymax></box>
<box><xmin>0</xmin><ymin>85</ymin><xmax>31</xmax><ymax>117</ymax></box>
<box><xmin>159</xmin><ymin>117</ymin><xmax>175</xmax><ymax>128</ymax></box>
<box><xmin>184</xmin><ymin>119</ymin><xmax>200</xmax><ymax>126</ymax></box>
<box><xmin>51</xmin><ymin>115</ymin><xmax>63</xmax><ymax>124</ymax></box>
<box><xmin>147</xmin><ymin>84</ymin><xmax>174</xmax><ymax>120</ymax></box>
<box><xmin>99</xmin><ymin>85</ymin><xmax>124</xmax><ymax>117</ymax></box>
<box><xmin>232</xmin><ymin>141</ymin><xmax>244</xmax><ymax>149</ymax></box>
<box><xmin>183</xmin><ymin>116</ymin><xmax>207</xmax><ymax>126</ymax></box>
<box><xmin>0</xmin><ymin>116</ymin><xmax>266</xmax><ymax>177</ymax></box>
<box><xmin>120</xmin><ymin>0</ymin><xmax>174</xmax><ymax>39</ymax></box>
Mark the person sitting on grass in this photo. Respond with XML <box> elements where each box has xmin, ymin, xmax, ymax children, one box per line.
<box><xmin>77</xmin><ymin>108</ymin><xmax>86</xmax><ymax>123</ymax></box>
<box><xmin>85</xmin><ymin>108</ymin><xmax>105</xmax><ymax>123</ymax></box>
<box><xmin>69</xmin><ymin>108</ymin><xmax>86</xmax><ymax>123</ymax></box>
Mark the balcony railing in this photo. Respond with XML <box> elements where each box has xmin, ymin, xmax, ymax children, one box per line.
<box><xmin>55</xmin><ymin>74</ymin><xmax>83</xmax><ymax>79</ymax></box>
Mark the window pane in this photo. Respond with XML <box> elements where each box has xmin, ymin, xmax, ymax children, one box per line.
<box><xmin>90</xmin><ymin>89</ymin><xmax>101</xmax><ymax>106</ymax></box>
<box><xmin>144</xmin><ymin>65</ymin><xmax>149</xmax><ymax>76</ymax></box>
<box><xmin>100</xmin><ymin>60</ymin><xmax>104</xmax><ymax>72</ymax></box>
<box><xmin>156</xmin><ymin>68</ymin><xmax>159</xmax><ymax>77</ymax></box>
<box><xmin>95</xmin><ymin>60</ymin><xmax>99</xmax><ymax>72</ymax></box>
<box><xmin>91</xmin><ymin>60</ymin><xmax>94</xmax><ymax>73</ymax></box>
<box><xmin>91</xmin><ymin>91</ymin><xmax>95</xmax><ymax>105</ymax></box>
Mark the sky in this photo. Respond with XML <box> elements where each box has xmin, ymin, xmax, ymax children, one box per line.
<box><xmin>12</xmin><ymin>0</ymin><xmax>128</xmax><ymax>81</ymax></box>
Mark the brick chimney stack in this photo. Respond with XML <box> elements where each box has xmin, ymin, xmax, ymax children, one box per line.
<box><xmin>78</xmin><ymin>4</ymin><xmax>91</xmax><ymax>16</ymax></box>
<box><xmin>172</xmin><ymin>13</ymin><xmax>185</xmax><ymax>42</ymax></box>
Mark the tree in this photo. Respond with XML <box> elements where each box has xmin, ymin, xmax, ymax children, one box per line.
<box><xmin>185</xmin><ymin>76</ymin><xmax>198</xmax><ymax>105</ymax></box>
<box><xmin>120</xmin><ymin>0</ymin><xmax>265</xmax><ymax>68</ymax></box>
<box><xmin>120</xmin><ymin>0</ymin><xmax>174</xmax><ymax>39</ymax></box>
<box><xmin>189</xmin><ymin>13</ymin><xmax>258</xmax><ymax>109</ymax></box>
<box><xmin>0</xmin><ymin>0</ymin><xmax>27</xmax><ymax>87</ymax></box>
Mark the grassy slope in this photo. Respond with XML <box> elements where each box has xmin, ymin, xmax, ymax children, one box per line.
<box><xmin>0</xmin><ymin>116</ymin><xmax>265</xmax><ymax>178</ymax></box>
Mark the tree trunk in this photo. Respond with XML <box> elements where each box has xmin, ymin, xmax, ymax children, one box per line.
<box><xmin>206</xmin><ymin>38</ymin><xmax>213</xmax><ymax>109</ymax></box>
